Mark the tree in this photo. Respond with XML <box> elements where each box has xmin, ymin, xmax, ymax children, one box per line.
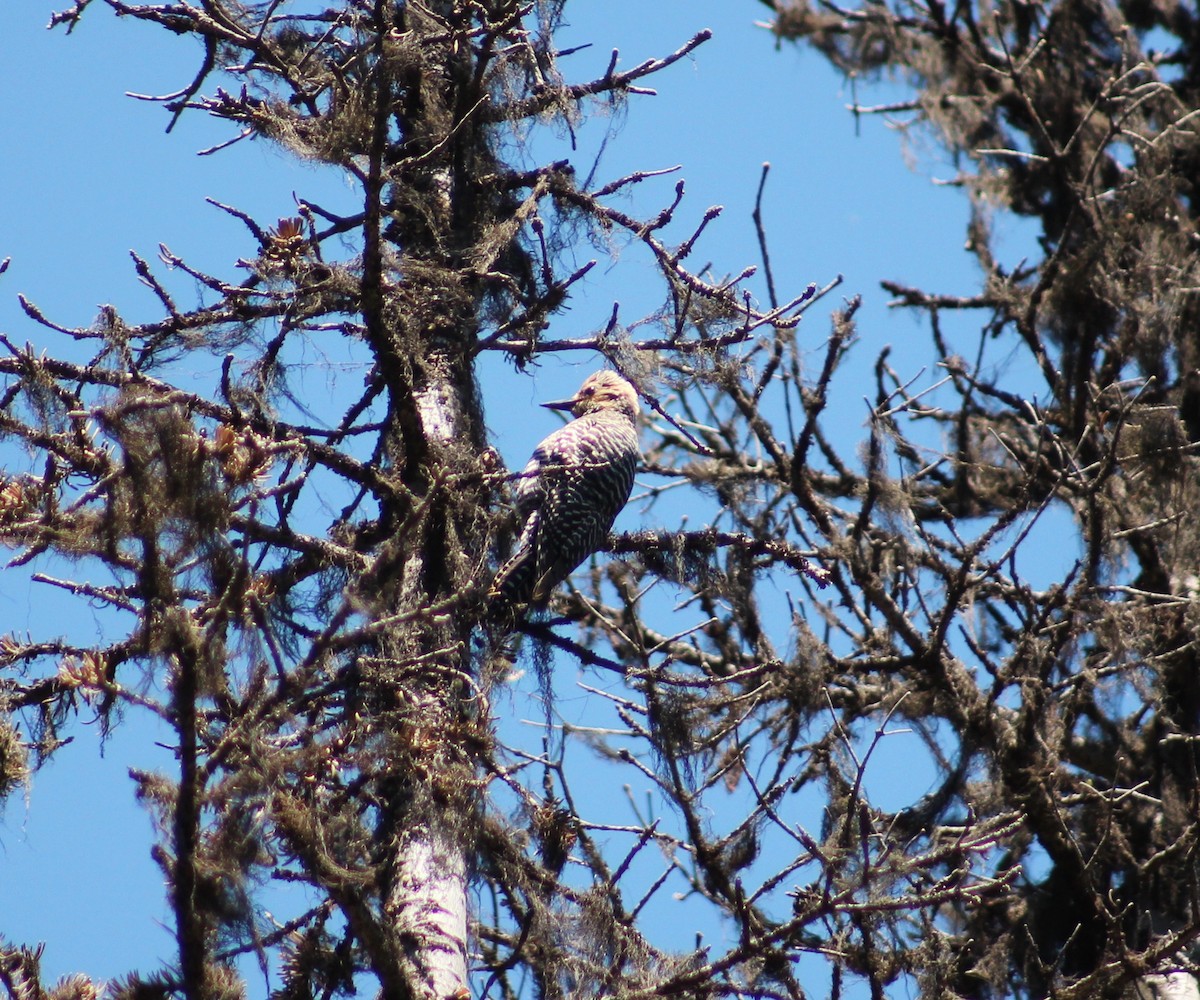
<box><xmin>3</xmin><ymin>2</ymin><xmax>825</xmax><ymax>998</ymax></box>
<box><xmin>3</xmin><ymin>3</ymin><xmax>1197</xmax><ymax>1000</ymax></box>
<box><xmin>755</xmin><ymin>0</ymin><xmax>1200</xmax><ymax>995</ymax></box>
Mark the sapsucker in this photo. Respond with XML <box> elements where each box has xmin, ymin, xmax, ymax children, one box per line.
<box><xmin>493</xmin><ymin>371</ymin><xmax>641</xmax><ymax>608</ymax></box>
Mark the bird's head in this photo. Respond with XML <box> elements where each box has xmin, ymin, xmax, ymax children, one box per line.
<box><xmin>542</xmin><ymin>371</ymin><xmax>640</xmax><ymax>419</ymax></box>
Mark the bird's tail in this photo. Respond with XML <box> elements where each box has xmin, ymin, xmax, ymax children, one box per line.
<box><xmin>490</xmin><ymin>546</ymin><xmax>537</xmax><ymax>610</ymax></box>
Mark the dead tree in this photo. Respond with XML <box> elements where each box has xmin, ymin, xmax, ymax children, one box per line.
<box><xmin>747</xmin><ymin>0</ymin><xmax>1200</xmax><ymax>995</ymax></box>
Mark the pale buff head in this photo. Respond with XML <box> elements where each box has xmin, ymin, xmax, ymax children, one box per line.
<box><xmin>542</xmin><ymin>370</ymin><xmax>640</xmax><ymax>419</ymax></box>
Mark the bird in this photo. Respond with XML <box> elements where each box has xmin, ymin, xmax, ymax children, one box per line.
<box><xmin>492</xmin><ymin>370</ymin><xmax>641</xmax><ymax>609</ymax></box>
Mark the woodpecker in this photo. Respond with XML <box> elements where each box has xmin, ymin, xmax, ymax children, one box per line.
<box><xmin>493</xmin><ymin>371</ymin><xmax>640</xmax><ymax>608</ymax></box>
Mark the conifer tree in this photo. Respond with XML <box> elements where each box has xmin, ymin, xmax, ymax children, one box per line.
<box><xmin>760</xmin><ymin>0</ymin><xmax>1200</xmax><ymax>994</ymax></box>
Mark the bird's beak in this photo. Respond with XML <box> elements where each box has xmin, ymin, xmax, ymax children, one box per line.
<box><xmin>541</xmin><ymin>396</ymin><xmax>576</xmax><ymax>412</ymax></box>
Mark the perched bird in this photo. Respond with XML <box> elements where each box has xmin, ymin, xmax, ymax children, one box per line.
<box><xmin>493</xmin><ymin>371</ymin><xmax>641</xmax><ymax>608</ymax></box>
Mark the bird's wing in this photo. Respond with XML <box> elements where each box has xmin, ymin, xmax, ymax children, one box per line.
<box><xmin>513</xmin><ymin>427</ymin><xmax>571</xmax><ymax>515</ymax></box>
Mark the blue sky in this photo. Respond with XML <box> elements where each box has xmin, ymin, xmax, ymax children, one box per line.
<box><xmin>0</xmin><ymin>1</ymin><xmax>1048</xmax><ymax>993</ymax></box>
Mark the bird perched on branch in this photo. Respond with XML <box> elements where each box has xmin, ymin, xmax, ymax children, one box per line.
<box><xmin>492</xmin><ymin>371</ymin><xmax>641</xmax><ymax>609</ymax></box>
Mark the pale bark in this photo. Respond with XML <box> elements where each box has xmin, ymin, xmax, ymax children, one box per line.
<box><xmin>390</xmin><ymin>825</ymin><xmax>470</xmax><ymax>999</ymax></box>
<box><xmin>1137</xmin><ymin>972</ymin><xmax>1200</xmax><ymax>1000</ymax></box>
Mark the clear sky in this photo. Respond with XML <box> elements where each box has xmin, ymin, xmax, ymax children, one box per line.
<box><xmin>0</xmin><ymin>1</ymin><xmax>1025</xmax><ymax>993</ymax></box>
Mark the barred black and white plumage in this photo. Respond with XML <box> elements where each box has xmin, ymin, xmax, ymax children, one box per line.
<box><xmin>493</xmin><ymin>371</ymin><xmax>640</xmax><ymax>608</ymax></box>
